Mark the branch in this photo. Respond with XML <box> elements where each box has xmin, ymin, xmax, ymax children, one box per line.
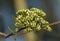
<box><xmin>49</xmin><ymin>21</ymin><xmax>60</xmax><ymax>26</ymax></box>
<box><xmin>0</xmin><ymin>32</ymin><xmax>8</xmax><ymax>37</ymax></box>
<box><xmin>0</xmin><ymin>21</ymin><xmax>60</xmax><ymax>38</ymax></box>
<box><xmin>6</xmin><ymin>27</ymin><xmax>26</xmax><ymax>38</ymax></box>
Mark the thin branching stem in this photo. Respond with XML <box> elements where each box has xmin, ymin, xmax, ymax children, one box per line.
<box><xmin>49</xmin><ymin>21</ymin><xmax>60</xmax><ymax>26</ymax></box>
<box><xmin>0</xmin><ymin>21</ymin><xmax>60</xmax><ymax>38</ymax></box>
<box><xmin>0</xmin><ymin>32</ymin><xmax>8</xmax><ymax>37</ymax></box>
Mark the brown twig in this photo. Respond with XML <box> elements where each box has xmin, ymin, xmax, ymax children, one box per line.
<box><xmin>0</xmin><ymin>21</ymin><xmax>60</xmax><ymax>38</ymax></box>
<box><xmin>0</xmin><ymin>32</ymin><xmax>9</xmax><ymax>37</ymax></box>
<box><xmin>49</xmin><ymin>21</ymin><xmax>60</xmax><ymax>26</ymax></box>
<box><xmin>6</xmin><ymin>27</ymin><xmax>26</xmax><ymax>38</ymax></box>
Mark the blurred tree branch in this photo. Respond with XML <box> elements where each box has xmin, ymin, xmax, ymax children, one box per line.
<box><xmin>0</xmin><ymin>32</ymin><xmax>8</xmax><ymax>37</ymax></box>
<box><xmin>0</xmin><ymin>21</ymin><xmax>60</xmax><ymax>38</ymax></box>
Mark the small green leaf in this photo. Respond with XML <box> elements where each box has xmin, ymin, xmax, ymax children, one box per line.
<box><xmin>8</xmin><ymin>27</ymin><xmax>16</xmax><ymax>34</ymax></box>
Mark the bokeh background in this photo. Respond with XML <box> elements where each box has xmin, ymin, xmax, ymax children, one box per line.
<box><xmin>0</xmin><ymin>0</ymin><xmax>60</xmax><ymax>41</ymax></box>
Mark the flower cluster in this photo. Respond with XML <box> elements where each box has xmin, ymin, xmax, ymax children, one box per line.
<box><xmin>14</xmin><ymin>8</ymin><xmax>52</xmax><ymax>32</ymax></box>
